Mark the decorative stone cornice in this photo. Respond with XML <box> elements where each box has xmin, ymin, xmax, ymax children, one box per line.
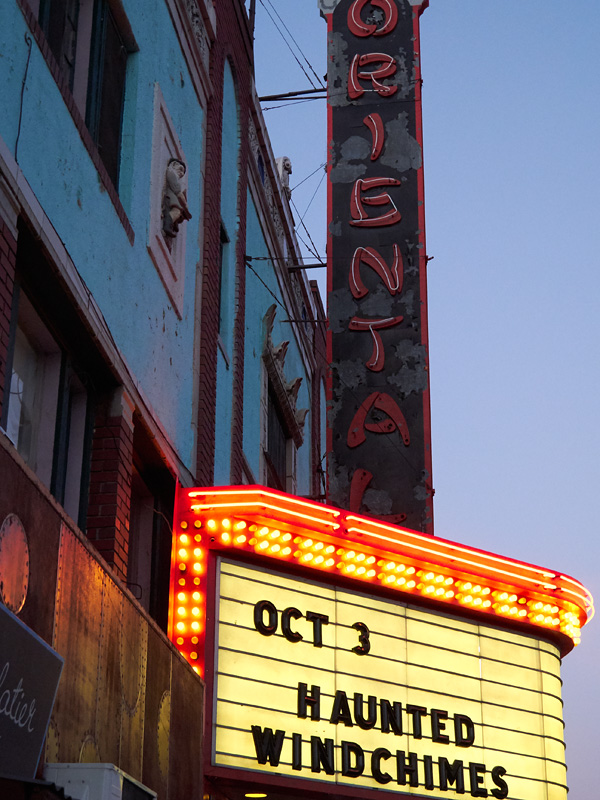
<box><xmin>262</xmin><ymin>305</ymin><xmax>308</xmax><ymax>447</ymax></box>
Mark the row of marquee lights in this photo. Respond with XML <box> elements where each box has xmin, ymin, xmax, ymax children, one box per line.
<box><xmin>168</xmin><ymin>488</ymin><xmax>593</xmax><ymax>675</ymax></box>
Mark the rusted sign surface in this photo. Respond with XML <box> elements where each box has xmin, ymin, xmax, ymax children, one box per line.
<box><xmin>325</xmin><ymin>0</ymin><xmax>433</xmax><ymax>532</ymax></box>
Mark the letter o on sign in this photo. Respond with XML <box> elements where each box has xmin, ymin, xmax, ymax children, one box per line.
<box><xmin>254</xmin><ymin>600</ymin><xmax>278</xmax><ymax>635</ymax></box>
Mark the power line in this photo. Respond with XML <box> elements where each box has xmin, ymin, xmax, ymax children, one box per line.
<box><xmin>262</xmin><ymin>97</ymin><xmax>325</xmax><ymax>112</ymax></box>
<box><xmin>257</xmin><ymin>0</ymin><xmax>321</xmax><ymax>90</ymax></box>
<box><xmin>291</xmin><ymin>161</ymin><xmax>327</xmax><ymax>192</ymax></box>
<box><xmin>299</xmin><ymin>170</ymin><xmax>326</xmax><ymax>226</ymax></box>
<box><xmin>259</xmin><ymin>88</ymin><xmax>326</xmax><ymax>102</ymax></box>
<box><xmin>260</xmin><ymin>0</ymin><xmax>325</xmax><ymax>90</ymax></box>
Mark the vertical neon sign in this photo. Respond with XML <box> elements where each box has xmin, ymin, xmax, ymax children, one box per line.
<box><xmin>324</xmin><ymin>0</ymin><xmax>433</xmax><ymax>532</ymax></box>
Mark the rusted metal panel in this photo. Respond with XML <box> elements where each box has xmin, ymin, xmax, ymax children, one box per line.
<box><xmin>325</xmin><ymin>0</ymin><xmax>433</xmax><ymax>532</ymax></box>
<box><xmin>0</xmin><ymin>438</ymin><xmax>204</xmax><ymax>798</ymax></box>
<box><xmin>51</xmin><ymin>528</ymin><xmax>106</xmax><ymax>763</ymax></box>
<box><xmin>117</xmin><ymin>592</ymin><xmax>148</xmax><ymax>777</ymax></box>
<box><xmin>143</xmin><ymin>624</ymin><xmax>173</xmax><ymax>799</ymax></box>
<box><xmin>170</xmin><ymin>652</ymin><xmax>204</xmax><ymax>800</ymax></box>
<box><xmin>0</xmin><ymin>442</ymin><xmax>60</xmax><ymax>644</ymax></box>
<box><xmin>93</xmin><ymin>571</ymin><xmax>122</xmax><ymax>767</ymax></box>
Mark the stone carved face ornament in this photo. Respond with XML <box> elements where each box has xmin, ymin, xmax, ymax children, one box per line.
<box><xmin>162</xmin><ymin>157</ymin><xmax>192</xmax><ymax>249</ymax></box>
<box><xmin>275</xmin><ymin>156</ymin><xmax>293</xmax><ymax>200</ymax></box>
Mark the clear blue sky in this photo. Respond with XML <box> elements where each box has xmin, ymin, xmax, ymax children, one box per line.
<box><xmin>252</xmin><ymin>2</ymin><xmax>600</xmax><ymax>794</ymax></box>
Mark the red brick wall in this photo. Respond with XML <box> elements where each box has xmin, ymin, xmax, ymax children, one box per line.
<box><xmin>196</xmin><ymin>1</ymin><xmax>252</xmax><ymax>485</ymax></box>
<box><xmin>86</xmin><ymin>390</ymin><xmax>135</xmax><ymax>581</ymax></box>
<box><xmin>0</xmin><ymin>216</ymin><xmax>17</xmax><ymax>422</ymax></box>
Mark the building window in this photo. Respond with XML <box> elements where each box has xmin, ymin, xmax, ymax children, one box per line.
<box><xmin>218</xmin><ymin>222</ymin><xmax>233</xmax><ymax>351</ymax></box>
<box><xmin>3</xmin><ymin>291</ymin><xmax>93</xmax><ymax>527</ymax></box>
<box><xmin>37</xmin><ymin>0</ymin><xmax>135</xmax><ymax>189</ymax></box>
<box><xmin>265</xmin><ymin>386</ymin><xmax>296</xmax><ymax>491</ymax></box>
<box><xmin>86</xmin><ymin>0</ymin><xmax>129</xmax><ymax>187</ymax></box>
<box><xmin>127</xmin><ymin>426</ymin><xmax>175</xmax><ymax>632</ymax></box>
<box><xmin>38</xmin><ymin>0</ymin><xmax>80</xmax><ymax>91</ymax></box>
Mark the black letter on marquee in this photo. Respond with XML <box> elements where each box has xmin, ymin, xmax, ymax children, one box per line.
<box><xmin>406</xmin><ymin>705</ymin><xmax>427</xmax><ymax>739</ymax></box>
<box><xmin>306</xmin><ymin>611</ymin><xmax>329</xmax><ymax>647</ymax></box>
<box><xmin>330</xmin><ymin>691</ymin><xmax>354</xmax><ymax>726</ymax></box>
<box><xmin>469</xmin><ymin>762</ymin><xmax>488</xmax><ymax>797</ymax></box>
<box><xmin>282</xmin><ymin>607</ymin><xmax>303</xmax><ymax>642</ymax></box>
<box><xmin>380</xmin><ymin>699</ymin><xmax>403</xmax><ymax>734</ymax></box>
<box><xmin>431</xmin><ymin>708</ymin><xmax>450</xmax><ymax>744</ymax></box>
<box><xmin>354</xmin><ymin>693</ymin><xmax>377</xmax><ymax>729</ymax></box>
<box><xmin>371</xmin><ymin>748</ymin><xmax>392</xmax><ymax>784</ymax></box>
<box><xmin>396</xmin><ymin>751</ymin><xmax>419</xmax><ymax>787</ymax></box>
<box><xmin>254</xmin><ymin>600</ymin><xmax>277</xmax><ymax>635</ymax></box>
<box><xmin>251</xmin><ymin>726</ymin><xmax>285</xmax><ymax>766</ymax></box>
<box><xmin>455</xmin><ymin>714</ymin><xmax>476</xmax><ymax>747</ymax></box>
<box><xmin>341</xmin><ymin>741</ymin><xmax>365</xmax><ymax>777</ymax></box>
<box><xmin>491</xmin><ymin>766</ymin><xmax>509</xmax><ymax>799</ymax></box>
<box><xmin>311</xmin><ymin>736</ymin><xmax>335</xmax><ymax>774</ymax></box>
<box><xmin>439</xmin><ymin>758</ymin><xmax>465</xmax><ymax>793</ymax></box>
<box><xmin>352</xmin><ymin>621</ymin><xmax>371</xmax><ymax>654</ymax></box>
<box><xmin>292</xmin><ymin>732</ymin><xmax>302</xmax><ymax>770</ymax></box>
<box><xmin>297</xmin><ymin>683</ymin><xmax>321</xmax><ymax>720</ymax></box>
<box><xmin>423</xmin><ymin>755</ymin><xmax>434</xmax><ymax>790</ymax></box>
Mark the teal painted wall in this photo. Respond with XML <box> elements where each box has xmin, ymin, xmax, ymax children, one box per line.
<box><xmin>0</xmin><ymin>1</ymin><xmax>204</xmax><ymax>471</ymax></box>
<box><xmin>214</xmin><ymin>60</ymin><xmax>239</xmax><ymax>484</ymax></box>
<box><xmin>244</xmin><ymin>191</ymin><xmax>311</xmax><ymax>495</ymax></box>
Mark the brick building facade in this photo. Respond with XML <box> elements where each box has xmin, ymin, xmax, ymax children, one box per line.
<box><xmin>0</xmin><ymin>1</ymin><xmax>326</xmax><ymax>797</ymax></box>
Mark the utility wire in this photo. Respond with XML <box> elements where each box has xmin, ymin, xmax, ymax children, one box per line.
<box><xmin>298</xmin><ymin>170</ymin><xmax>326</xmax><ymax>226</ymax></box>
<box><xmin>260</xmin><ymin>0</ymin><xmax>325</xmax><ymax>90</ymax></box>
<box><xmin>245</xmin><ymin>259</ymin><xmax>288</xmax><ymax>316</ymax></box>
<box><xmin>262</xmin><ymin>97</ymin><xmax>325</xmax><ymax>112</ymax></box>
<box><xmin>261</xmin><ymin>84</ymin><xmax>421</xmax><ymax>110</ymax></box>
<box><xmin>291</xmin><ymin>161</ymin><xmax>327</xmax><ymax>192</ymax></box>
<box><xmin>294</xmin><ymin>222</ymin><xmax>324</xmax><ymax>265</ymax></box>
<box><xmin>258</xmin><ymin>0</ymin><xmax>320</xmax><ymax>90</ymax></box>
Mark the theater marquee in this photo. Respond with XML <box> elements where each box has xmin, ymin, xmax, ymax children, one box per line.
<box><xmin>169</xmin><ymin>487</ymin><xmax>593</xmax><ymax>800</ymax></box>
<box><xmin>214</xmin><ymin>560</ymin><xmax>567</xmax><ymax>799</ymax></box>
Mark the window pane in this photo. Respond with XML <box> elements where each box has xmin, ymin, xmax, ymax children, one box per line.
<box><xmin>267</xmin><ymin>390</ymin><xmax>287</xmax><ymax>489</ymax></box>
<box><xmin>98</xmin><ymin>8</ymin><xmax>127</xmax><ymax>185</ymax></box>
<box><xmin>87</xmin><ymin>0</ymin><xmax>128</xmax><ymax>187</ymax></box>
